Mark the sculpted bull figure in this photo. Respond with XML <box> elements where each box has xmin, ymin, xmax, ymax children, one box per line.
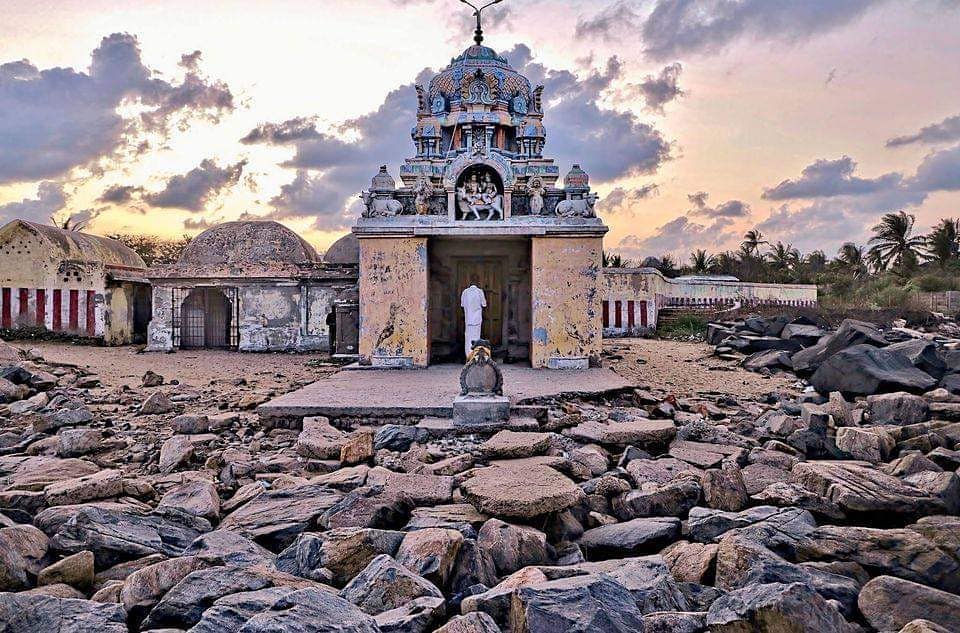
<box><xmin>361</xmin><ymin>190</ymin><xmax>403</xmax><ymax>217</ymax></box>
<box><xmin>555</xmin><ymin>192</ymin><xmax>599</xmax><ymax>218</ymax></box>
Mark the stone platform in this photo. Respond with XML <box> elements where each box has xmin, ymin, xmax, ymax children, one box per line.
<box><xmin>258</xmin><ymin>364</ymin><xmax>633</xmax><ymax>420</ymax></box>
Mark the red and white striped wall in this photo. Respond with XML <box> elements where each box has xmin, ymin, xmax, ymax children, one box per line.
<box><xmin>0</xmin><ymin>287</ymin><xmax>102</xmax><ymax>337</ymax></box>
<box><xmin>602</xmin><ymin>299</ymin><xmax>651</xmax><ymax>333</ymax></box>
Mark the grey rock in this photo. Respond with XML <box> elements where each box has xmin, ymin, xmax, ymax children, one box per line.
<box><xmin>810</xmin><ymin>344</ymin><xmax>937</xmax><ymax>396</ymax></box>
<box><xmin>220</xmin><ymin>483</ymin><xmax>342</xmax><ymax>550</ymax></box>
<box><xmin>182</xmin><ymin>529</ymin><xmax>276</xmax><ymax>567</ymax></box>
<box><xmin>791</xmin><ymin>318</ymin><xmax>887</xmax><ymax>374</ymax></box>
<box><xmin>0</xmin><ymin>592</ymin><xmax>127</xmax><ymax>632</ymax></box>
<box><xmin>374</xmin><ymin>595</ymin><xmax>445</xmax><ymax>633</ymax></box>
<box><xmin>867</xmin><ymin>392</ymin><xmax>930</xmax><ymax>425</ymax></box>
<box><xmin>340</xmin><ymin>554</ymin><xmax>443</xmax><ymax>615</ymax></box>
<box><xmin>858</xmin><ymin>575</ymin><xmax>960</xmax><ymax>633</ymax></box>
<box><xmin>578</xmin><ymin>517</ymin><xmax>680</xmax><ymax>559</ymax></box>
<box><xmin>510</xmin><ymin>573</ymin><xmax>646</xmax><ymax>633</ymax></box>
<box><xmin>232</xmin><ymin>586</ymin><xmax>380</xmax><ymax>632</ymax></box>
<box><xmin>477</xmin><ymin>519</ymin><xmax>548</xmax><ymax>577</ymax></box>
<box><xmin>705</xmin><ymin>581</ymin><xmax>851</xmax><ymax>632</ymax></box>
<box><xmin>277</xmin><ymin>528</ymin><xmax>404</xmax><ymax>586</ymax></box>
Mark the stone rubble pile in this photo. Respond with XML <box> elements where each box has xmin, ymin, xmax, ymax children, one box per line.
<box><xmin>0</xmin><ymin>337</ymin><xmax>958</xmax><ymax>631</ymax></box>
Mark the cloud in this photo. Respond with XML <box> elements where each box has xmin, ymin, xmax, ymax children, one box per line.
<box><xmin>243</xmin><ymin>44</ymin><xmax>672</xmax><ymax>218</ymax></box>
<box><xmin>145</xmin><ymin>158</ymin><xmax>246</xmax><ymax>211</ymax></box>
<box><xmin>911</xmin><ymin>143</ymin><xmax>960</xmax><ymax>192</ymax></box>
<box><xmin>97</xmin><ymin>184</ymin><xmax>144</xmax><ymax>204</ymax></box>
<box><xmin>240</xmin><ymin>117</ymin><xmax>321</xmax><ymax>145</ymax></box>
<box><xmin>0</xmin><ymin>181</ymin><xmax>68</xmax><ymax>224</ymax></box>
<box><xmin>268</xmin><ymin>170</ymin><xmax>358</xmax><ymax>232</ymax></box>
<box><xmin>687</xmin><ymin>191</ymin><xmax>750</xmax><ymax>218</ymax></box>
<box><xmin>596</xmin><ymin>184</ymin><xmax>659</xmax><ymax>215</ymax></box>
<box><xmin>632</xmin><ymin>62</ymin><xmax>684</xmax><ymax>113</ymax></box>
<box><xmin>761</xmin><ymin>156</ymin><xmax>904</xmax><ymax>200</ymax></box>
<box><xmin>182</xmin><ymin>217</ymin><xmax>218</xmax><ymax>231</ymax></box>
<box><xmin>619</xmin><ymin>215</ymin><xmax>739</xmax><ymax>259</ymax></box>
<box><xmin>507</xmin><ymin>44</ymin><xmax>672</xmax><ymax>181</ymax></box>
<box><xmin>0</xmin><ymin>33</ymin><xmax>234</xmax><ymax>185</ymax></box>
<box><xmin>575</xmin><ymin>2</ymin><xmax>641</xmax><ymax>41</ymax></box>
<box><xmin>641</xmin><ymin>0</ymin><xmax>883</xmax><ymax>60</ymax></box>
<box><xmin>886</xmin><ymin>113</ymin><xmax>960</xmax><ymax>148</ymax></box>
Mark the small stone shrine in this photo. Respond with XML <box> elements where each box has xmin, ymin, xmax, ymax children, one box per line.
<box><xmin>453</xmin><ymin>339</ymin><xmax>509</xmax><ymax>426</ymax></box>
<box><xmin>353</xmin><ymin>7</ymin><xmax>608</xmax><ymax>369</ymax></box>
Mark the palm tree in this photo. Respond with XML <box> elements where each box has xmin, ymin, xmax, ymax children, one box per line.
<box><xmin>867</xmin><ymin>211</ymin><xmax>925</xmax><ymax>271</ymax></box>
<box><xmin>766</xmin><ymin>241</ymin><xmax>800</xmax><ymax>272</ymax></box>
<box><xmin>602</xmin><ymin>251</ymin><xmax>629</xmax><ymax>268</ymax></box>
<box><xmin>657</xmin><ymin>254</ymin><xmax>679</xmax><ymax>277</ymax></box>
<box><xmin>741</xmin><ymin>229</ymin><xmax>766</xmax><ymax>256</ymax></box>
<box><xmin>834</xmin><ymin>242</ymin><xmax>868</xmax><ymax>279</ymax></box>
<box><xmin>689</xmin><ymin>249</ymin><xmax>717</xmax><ymax>274</ymax></box>
<box><xmin>51</xmin><ymin>214</ymin><xmax>87</xmax><ymax>232</ymax></box>
<box><xmin>925</xmin><ymin>218</ymin><xmax>960</xmax><ymax>268</ymax></box>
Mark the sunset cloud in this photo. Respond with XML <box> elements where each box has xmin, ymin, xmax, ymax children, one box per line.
<box><xmin>145</xmin><ymin>158</ymin><xmax>246</xmax><ymax>211</ymax></box>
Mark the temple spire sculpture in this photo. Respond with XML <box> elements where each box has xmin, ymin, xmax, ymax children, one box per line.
<box><xmin>457</xmin><ymin>0</ymin><xmax>505</xmax><ymax>45</ymax></box>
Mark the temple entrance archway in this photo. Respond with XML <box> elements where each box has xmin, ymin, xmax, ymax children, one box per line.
<box><xmin>180</xmin><ymin>288</ymin><xmax>232</xmax><ymax>349</ymax></box>
<box><xmin>429</xmin><ymin>237</ymin><xmax>530</xmax><ymax>364</ymax></box>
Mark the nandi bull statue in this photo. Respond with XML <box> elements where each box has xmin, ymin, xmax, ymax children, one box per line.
<box><xmin>555</xmin><ymin>192</ymin><xmax>599</xmax><ymax>218</ymax></box>
<box><xmin>360</xmin><ymin>190</ymin><xmax>403</xmax><ymax>217</ymax></box>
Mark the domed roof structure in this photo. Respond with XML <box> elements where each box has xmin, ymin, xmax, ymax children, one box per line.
<box><xmin>166</xmin><ymin>220</ymin><xmax>319</xmax><ymax>277</ymax></box>
<box><xmin>427</xmin><ymin>44</ymin><xmax>533</xmax><ymax>115</ymax></box>
<box><xmin>324</xmin><ymin>233</ymin><xmax>359</xmax><ymax>265</ymax></box>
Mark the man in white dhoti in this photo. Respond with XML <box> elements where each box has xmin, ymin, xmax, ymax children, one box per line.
<box><xmin>460</xmin><ymin>282</ymin><xmax>487</xmax><ymax>359</ymax></box>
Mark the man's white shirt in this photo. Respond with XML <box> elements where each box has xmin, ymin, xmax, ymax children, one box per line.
<box><xmin>460</xmin><ymin>284</ymin><xmax>487</xmax><ymax>326</ymax></box>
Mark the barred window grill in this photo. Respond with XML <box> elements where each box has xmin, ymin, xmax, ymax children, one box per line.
<box><xmin>170</xmin><ymin>287</ymin><xmax>240</xmax><ymax>349</ymax></box>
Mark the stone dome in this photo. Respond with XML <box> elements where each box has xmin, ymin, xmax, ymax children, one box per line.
<box><xmin>324</xmin><ymin>233</ymin><xmax>359</xmax><ymax>265</ymax></box>
<box><xmin>178</xmin><ymin>221</ymin><xmax>319</xmax><ymax>270</ymax></box>
<box><xmin>428</xmin><ymin>44</ymin><xmax>533</xmax><ymax>114</ymax></box>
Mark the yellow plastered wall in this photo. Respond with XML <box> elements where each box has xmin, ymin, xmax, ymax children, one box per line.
<box><xmin>530</xmin><ymin>236</ymin><xmax>603</xmax><ymax>368</ymax></box>
<box><xmin>358</xmin><ymin>236</ymin><xmax>430</xmax><ymax>367</ymax></box>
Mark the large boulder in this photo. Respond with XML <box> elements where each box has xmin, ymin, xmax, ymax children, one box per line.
<box><xmin>277</xmin><ymin>528</ymin><xmax>404</xmax><ymax>586</ymax></box>
<box><xmin>791</xmin><ymin>319</ymin><xmax>887</xmax><ymax>374</ymax></box>
<box><xmin>50</xmin><ymin>506</ymin><xmax>209</xmax><ymax>568</ymax></box>
<box><xmin>224</xmin><ymin>586</ymin><xmax>380</xmax><ymax>632</ymax></box>
<box><xmin>157</xmin><ymin>479</ymin><xmax>221</xmax><ymax>522</ymax></box>
<box><xmin>578</xmin><ymin>517</ymin><xmax>680</xmax><ymax>559</ymax></box>
<box><xmin>481</xmin><ymin>431</ymin><xmax>551</xmax><ymax>459</ymax></box>
<box><xmin>219</xmin><ymin>483</ymin><xmax>342</xmax><ymax>550</ymax></box>
<box><xmin>477</xmin><ymin>519</ymin><xmax>548</xmax><ymax>577</ymax></box>
<box><xmin>866</xmin><ymin>392</ymin><xmax>930</xmax><ymax>425</ymax></box>
<box><xmin>886</xmin><ymin>339</ymin><xmax>948</xmax><ymax>379</ymax></box>
<box><xmin>395</xmin><ymin>527</ymin><xmax>464</xmax><ymax>588</ymax></box>
<box><xmin>858</xmin><ymin>575</ymin><xmax>960</xmax><ymax>633</ymax></box>
<box><xmin>791</xmin><ymin>461</ymin><xmax>945</xmax><ymax>520</ymax></box>
<box><xmin>509</xmin><ymin>573</ymin><xmax>646</xmax><ymax>633</ymax></box>
<box><xmin>563</xmin><ymin>416</ymin><xmax>676</xmax><ymax>450</ymax></box>
<box><xmin>119</xmin><ymin>555</ymin><xmax>207</xmax><ymax>623</ymax></box>
<box><xmin>462</xmin><ymin>464</ymin><xmax>585</xmax><ymax>520</ymax></box>
<box><xmin>0</xmin><ymin>524</ymin><xmax>49</xmax><ymax>590</ymax></box>
<box><xmin>705</xmin><ymin>581</ymin><xmax>852</xmax><ymax>632</ymax></box>
<box><xmin>0</xmin><ymin>592</ymin><xmax>127</xmax><ymax>632</ymax></box>
<box><xmin>340</xmin><ymin>554</ymin><xmax>443</xmax><ymax>615</ymax></box>
<box><xmin>796</xmin><ymin>525</ymin><xmax>960</xmax><ymax>593</ymax></box>
<box><xmin>810</xmin><ymin>344</ymin><xmax>937</xmax><ymax>396</ymax></box>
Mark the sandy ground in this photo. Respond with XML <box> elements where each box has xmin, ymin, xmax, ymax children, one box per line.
<box><xmin>13</xmin><ymin>341</ymin><xmax>338</xmax><ymax>394</ymax></box>
<box><xmin>604</xmin><ymin>338</ymin><xmax>798</xmax><ymax>399</ymax></box>
<box><xmin>9</xmin><ymin>338</ymin><xmax>796</xmax><ymax>403</ymax></box>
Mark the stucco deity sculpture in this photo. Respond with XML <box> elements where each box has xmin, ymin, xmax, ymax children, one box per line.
<box><xmin>528</xmin><ymin>176</ymin><xmax>545</xmax><ymax>215</ymax></box>
<box><xmin>414</xmin><ymin>176</ymin><xmax>433</xmax><ymax>215</ymax></box>
<box><xmin>457</xmin><ymin>173</ymin><xmax>503</xmax><ymax>220</ymax></box>
<box><xmin>555</xmin><ymin>192</ymin><xmax>598</xmax><ymax>218</ymax></box>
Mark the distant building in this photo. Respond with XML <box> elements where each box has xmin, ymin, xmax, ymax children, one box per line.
<box><xmin>0</xmin><ymin>219</ymin><xmax>150</xmax><ymax>344</ymax></box>
<box><xmin>145</xmin><ymin>220</ymin><xmax>358</xmax><ymax>353</ymax></box>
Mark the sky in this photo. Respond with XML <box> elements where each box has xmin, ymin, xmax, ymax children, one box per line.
<box><xmin>1</xmin><ymin>0</ymin><xmax>959</xmax><ymax>262</ymax></box>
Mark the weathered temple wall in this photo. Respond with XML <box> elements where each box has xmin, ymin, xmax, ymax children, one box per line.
<box><xmin>601</xmin><ymin>268</ymin><xmax>818</xmax><ymax>334</ymax></box>
<box><xmin>358</xmin><ymin>237</ymin><xmax>430</xmax><ymax>367</ymax></box>
<box><xmin>530</xmin><ymin>236</ymin><xmax>602</xmax><ymax>369</ymax></box>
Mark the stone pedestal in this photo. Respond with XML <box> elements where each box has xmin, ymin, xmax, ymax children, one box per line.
<box><xmin>453</xmin><ymin>393</ymin><xmax>510</xmax><ymax>428</ymax></box>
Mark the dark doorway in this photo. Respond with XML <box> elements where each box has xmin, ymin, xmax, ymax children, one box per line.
<box><xmin>180</xmin><ymin>288</ymin><xmax>232</xmax><ymax>349</ymax></box>
<box><xmin>429</xmin><ymin>237</ymin><xmax>531</xmax><ymax>364</ymax></box>
<box><xmin>326</xmin><ymin>311</ymin><xmax>336</xmax><ymax>355</ymax></box>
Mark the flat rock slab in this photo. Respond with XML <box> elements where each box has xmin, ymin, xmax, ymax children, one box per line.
<box><xmin>563</xmin><ymin>418</ymin><xmax>676</xmax><ymax>448</ymax></box>
<box><xmin>461</xmin><ymin>464</ymin><xmax>585</xmax><ymax>519</ymax></box>
<box><xmin>259</xmin><ymin>364</ymin><xmax>631</xmax><ymax>419</ymax></box>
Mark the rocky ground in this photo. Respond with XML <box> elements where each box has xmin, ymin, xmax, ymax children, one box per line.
<box><xmin>0</xmin><ymin>333</ymin><xmax>957</xmax><ymax>632</ymax></box>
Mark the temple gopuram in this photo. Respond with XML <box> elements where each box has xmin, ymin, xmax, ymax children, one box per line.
<box><xmin>353</xmin><ymin>18</ymin><xmax>608</xmax><ymax>369</ymax></box>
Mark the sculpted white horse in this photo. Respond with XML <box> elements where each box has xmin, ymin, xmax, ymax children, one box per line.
<box><xmin>361</xmin><ymin>191</ymin><xmax>403</xmax><ymax>217</ymax></box>
<box><xmin>555</xmin><ymin>192</ymin><xmax>598</xmax><ymax>218</ymax></box>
